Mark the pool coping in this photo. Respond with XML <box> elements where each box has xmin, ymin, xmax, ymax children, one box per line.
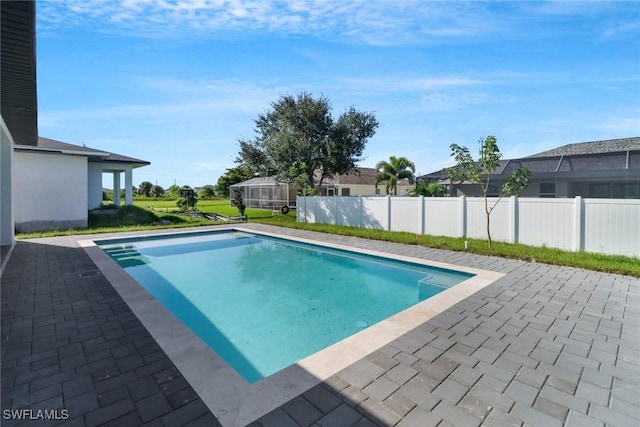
<box><xmin>80</xmin><ymin>226</ymin><xmax>504</xmax><ymax>427</ymax></box>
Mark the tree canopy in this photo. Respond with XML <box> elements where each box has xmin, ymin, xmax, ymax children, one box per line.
<box><xmin>198</xmin><ymin>185</ymin><xmax>217</xmax><ymax>199</ymax></box>
<box><xmin>410</xmin><ymin>181</ymin><xmax>445</xmax><ymax>197</ymax></box>
<box><xmin>374</xmin><ymin>156</ymin><xmax>416</xmax><ymax>195</ymax></box>
<box><xmin>236</xmin><ymin>92</ymin><xmax>378</xmax><ymax>193</ymax></box>
<box><xmin>138</xmin><ymin>181</ymin><xmax>153</xmax><ymax>197</ymax></box>
<box><xmin>216</xmin><ymin>165</ymin><xmax>255</xmax><ymax>198</ymax></box>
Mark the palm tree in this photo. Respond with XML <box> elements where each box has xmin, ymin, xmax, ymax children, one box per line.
<box><xmin>410</xmin><ymin>180</ymin><xmax>445</xmax><ymax>197</ymax></box>
<box><xmin>375</xmin><ymin>156</ymin><xmax>416</xmax><ymax>195</ymax></box>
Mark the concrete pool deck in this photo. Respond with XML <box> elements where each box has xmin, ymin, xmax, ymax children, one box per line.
<box><xmin>2</xmin><ymin>223</ymin><xmax>639</xmax><ymax>426</ymax></box>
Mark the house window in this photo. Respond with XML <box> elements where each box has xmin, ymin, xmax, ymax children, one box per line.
<box><xmin>487</xmin><ymin>184</ymin><xmax>500</xmax><ymax>197</ymax></box>
<box><xmin>588</xmin><ymin>182</ymin><xmax>640</xmax><ymax>199</ymax></box>
<box><xmin>612</xmin><ymin>183</ymin><xmax>639</xmax><ymax>199</ymax></box>
<box><xmin>588</xmin><ymin>183</ymin><xmax>611</xmax><ymax>198</ymax></box>
<box><xmin>375</xmin><ymin>188</ymin><xmax>380</xmax><ymax>195</ymax></box>
<box><xmin>327</xmin><ymin>188</ymin><xmax>335</xmax><ymax>196</ymax></box>
<box><xmin>539</xmin><ymin>183</ymin><xmax>556</xmax><ymax>198</ymax></box>
<box><xmin>341</xmin><ymin>188</ymin><xmax>350</xmax><ymax>196</ymax></box>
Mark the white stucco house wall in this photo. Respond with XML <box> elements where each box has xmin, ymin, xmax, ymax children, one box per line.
<box><xmin>13</xmin><ymin>137</ymin><xmax>150</xmax><ymax>233</ymax></box>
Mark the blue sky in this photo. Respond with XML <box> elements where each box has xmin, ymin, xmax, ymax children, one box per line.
<box><xmin>35</xmin><ymin>0</ymin><xmax>640</xmax><ymax>189</ymax></box>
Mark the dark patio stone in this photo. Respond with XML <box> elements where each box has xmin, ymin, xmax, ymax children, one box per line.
<box><xmin>1</xmin><ymin>225</ymin><xmax>638</xmax><ymax>427</ymax></box>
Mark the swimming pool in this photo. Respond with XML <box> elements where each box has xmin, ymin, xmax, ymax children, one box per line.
<box><xmin>98</xmin><ymin>230</ymin><xmax>473</xmax><ymax>383</ymax></box>
<box><xmin>83</xmin><ymin>226</ymin><xmax>503</xmax><ymax>426</ymax></box>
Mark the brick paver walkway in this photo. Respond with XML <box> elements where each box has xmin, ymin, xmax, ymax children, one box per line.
<box><xmin>2</xmin><ymin>224</ymin><xmax>638</xmax><ymax>426</ymax></box>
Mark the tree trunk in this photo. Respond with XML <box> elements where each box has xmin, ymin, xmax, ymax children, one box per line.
<box><xmin>316</xmin><ymin>176</ymin><xmax>324</xmax><ymax>195</ymax></box>
<box><xmin>485</xmin><ymin>195</ymin><xmax>492</xmax><ymax>247</ymax></box>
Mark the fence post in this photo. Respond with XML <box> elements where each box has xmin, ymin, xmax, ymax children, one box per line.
<box><xmin>509</xmin><ymin>196</ymin><xmax>517</xmax><ymax>244</ymax></box>
<box><xmin>360</xmin><ymin>196</ymin><xmax>364</xmax><ymax>228</ymax></box>
<box><xmin>574</xmin><ymin>196</ymin><xmax>583</xmax><ymax>251</ymax></box>
<box><xmin>420</xmin><ymin>196</ymin><xmax>425</xmax><ymax>235</ymax></box>
<box><xmin>387</xmin><ymin>195</ymin><xmax>392</xmax><ymax>231</ymax></box>
<box><xmin>459</xmin><ymin>196</ymin><xmax>466</xmax><ymax>238</ymax></box>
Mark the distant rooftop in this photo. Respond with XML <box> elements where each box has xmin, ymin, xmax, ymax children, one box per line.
<box><xmin>420</xmin><ymin>136</ymin><xmax>640</xmax><ymax>180</ymax></box>
<box><xmin>527</xmin><ymin>137</ymin><xmax>640</xmax><ymax>158</ymax></box>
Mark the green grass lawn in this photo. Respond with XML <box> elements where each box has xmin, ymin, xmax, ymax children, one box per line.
<box><xmin>133</xmin><ymin>198</ymin><xmax>275</xmax><ymax>219</ymax></box>
<box><xmin>16</xmin><ymin>199</ymin><xmax>639</xmax><ymax>277</ymax></box>
<box><xmin>252</xmin><ymin>216</ymin><xmax>640</xmax><ymax>277</ymax></box>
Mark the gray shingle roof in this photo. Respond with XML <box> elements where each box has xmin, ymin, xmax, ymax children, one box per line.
<box><xmin>15</xmin><ymin>137</ymin><xmax>150</xmax><ymax>167</ymax></box>
<box><xmin>420</xmin><ymin>137</ymin><xmax>640</xmax><ymax>180</ymax></box>
<box><xmin>36</xmin><ymin>137</ymin><xmax>109</xmax><ymax>155</ymax></box>
<box><xmin>527</xmin><ymin>137</ymin><xmax>640</xmax><ymax>158</ymax></box>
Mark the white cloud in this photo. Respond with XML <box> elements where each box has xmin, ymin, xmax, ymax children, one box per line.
<box><xmin>337</xmin><ymin>76</ymin><xmax>486</xmax><ymax>94</ymax></box>
<box><xmin>594</xmin><ymin>116</ymin><xmax>640</xmax><ymax>134</ymax></box>
<box><xmin>36</xmin><ymin>0</ymin><xmax>501</xmax><ymax>44</ymax></box>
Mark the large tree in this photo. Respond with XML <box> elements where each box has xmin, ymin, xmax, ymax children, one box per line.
<box><xmin>216</xmin><ymin>165</ymin><xmax>254</xmax><ymax>198</ymax></box>
<box><xmin>237</xmin><ymin>92</ymin><xmax>378</xmax><ymax>193</ymax></box>
<box><xmin>198</xmin><ymin>185</ymin><xmax>217</xmax><ymax>199</ymax></box>
<box><xmin>374</xmin><ymin>156</ymin><xmax>416</xmax><ymax>195</ymax></box>
<box><xmin>150</xmin><ymin>185</ymin><xmax>165</xmax><ymax>198</ymax></box>
<box><xmin>138</xmin><ymin>181</ymin><xmax>153</xmax><ymax>197</ymax></box>
<box><xmin>445</xmin><ymin>135</ymin><xmax>531</xmax><ymax>247</ymax></box>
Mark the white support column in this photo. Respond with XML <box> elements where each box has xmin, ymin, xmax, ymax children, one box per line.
<box><xmin>125</xmin><ymin>167</ymin><xmax>133</xmax><ymax>206</ymax></box>
<box><xmin>113</xmin><ymin>172</ymin><xmax>121</xmax><ymax>207</ymax></box>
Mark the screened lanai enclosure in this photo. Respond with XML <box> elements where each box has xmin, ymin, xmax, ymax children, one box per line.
<box><xmin>230</xmin><ymin>177</ymin><xmax>335</xmax><ymax>210</ymax></box>
<box><xmin>230</xmin><ymin>177</ymin><xmax>297</xmax><ymax>210</ymax></box>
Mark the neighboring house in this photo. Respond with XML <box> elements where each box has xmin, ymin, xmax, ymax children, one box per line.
<box><xmin>1</xmin><ymin>1</ymin><xmax>149</xmax><ymax>263</ymax></box>
<box><xmin>230</xmin><ymin>168</ymin><xmax>413</xmax><ymax>209</ymax></box>
<box><xmin>421</xmin><ymin>137</ymin><xmax>640</xmax><ymax>198</ymax></box>
<box><xmin>14</xmin><ymin>137</ymin><xmax>149</xmax><ymax>232</ymax></box>
<box><xmin>325</xmin><ymin>167</ymin><xmax>414</xmax><ymax>196</ymax></box>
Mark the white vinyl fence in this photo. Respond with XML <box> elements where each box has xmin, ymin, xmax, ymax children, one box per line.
<box><xmin>297</xmin><ymin>196</ymin><xmax>640</xmax><ymax>257</ymax></box>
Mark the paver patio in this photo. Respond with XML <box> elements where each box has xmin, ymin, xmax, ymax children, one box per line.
<box><xmin>2</xmin><ymin>224</ymin><xmax>639</xmax><ymax>426</ymax></box>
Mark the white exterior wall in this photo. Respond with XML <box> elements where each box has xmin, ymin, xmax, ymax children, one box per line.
<box><xmin>88</xmin><ymin>162</ymin><xmax>104</xmax><ymax>209</ymax></box>
<box><xmin>336</xmin><ymin>183</ymin><xmax>413</xmax><ymax>196</ymax></box>
<box><xmin>298</xmin><ymin>196</ymin><xmax>640</xmax><ymax>257</ymax></box>
<box><xmin>1</xmin><ymin>118</ymin><xmax>15</xmax><ymax>246</ymax></box>
<box><xmin>14</xmin><ymin>151</ymin><xmax>88</xmax><ymax>232</ymax></box>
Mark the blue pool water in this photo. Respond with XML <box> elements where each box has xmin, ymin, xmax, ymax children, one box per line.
<box><xmin>99</xmin><ymin>230</ymin><xmax>473</xmax><ymax>383</ymax></box>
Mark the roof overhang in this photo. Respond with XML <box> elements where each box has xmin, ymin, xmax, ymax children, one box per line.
<box><xmin>14</xmin><ymin>144</ymin><xmax>111</xmax><ymax>157</ymax></box>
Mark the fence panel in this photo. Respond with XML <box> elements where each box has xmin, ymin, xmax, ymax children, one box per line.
<box><xmin>314</xmin><ymin>197</ymin><xmax>338</xmax><ymax>224</ymax></box>
<box><xmin>424</xmin><ymin>198</ymin><xmax>461</xmax><ymax>237</ymax></box>
<box><xmin>583</xmin><ymin>199</ymin><xmax>640</xmax><ymax>257</ymax></box>
<box><xmin>297</xmin><ymin>196</ymin><xmax>639</xmax><ymax>257</ymax></box>
<box><xmin>465</xmin><ymin>198</ymin><xmax>511</xmax><ymax>242</ymax></box>
<box><xmin>518</xmin><ymin>198</ymin><xmax>575</xmax><ymax>250</ymax></box>
<box><xmin>390</xmin><ymin>198</ymin><xmax>422</xmax><ymax>233</ymax></box>
<box><xmin>361</xmin><ymin>197</ymin><xmax>387</xmax><ymax>229</ymax></box>
<box><xmin>335</xmin><ymin>196</ymin><xmax>362</xmax><ymax>227</ymax></box>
